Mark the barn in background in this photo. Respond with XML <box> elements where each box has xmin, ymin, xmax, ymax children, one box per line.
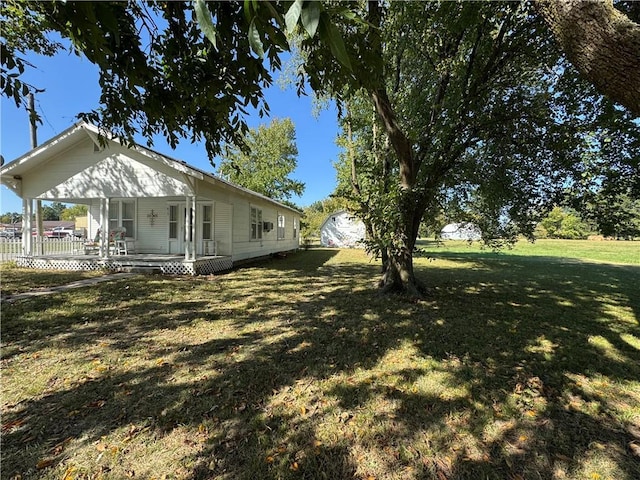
<box><xmin>320</xmin><ymin>210</ymin><xmax>366</xmax><ymax>248</ymax></box>
<box><xmin>440</xmin><ymin>222</ymin><xmax>482</xmax><ymax>241</ymax></box>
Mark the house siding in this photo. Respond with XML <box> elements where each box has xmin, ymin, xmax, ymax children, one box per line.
<box><xmin>27</xmin><ymin>139</ymin><xmax>192</xmax><ymax>200</ymax></box>
<box><xmin>231</xmin><ymin>198</ymin><xmax>299</xmax><ymax>262</ymax></box>
<box><xmin>135</xmin><ymin>198</ymin><xmax>170</xmax><ymax>252</ymax></box>
<box><xmin>214</xmin><ymin>202</ymin><xmax>232</xmax><ymax>256</ymax></box>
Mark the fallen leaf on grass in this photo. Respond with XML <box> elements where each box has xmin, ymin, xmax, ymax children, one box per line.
<box><xmin>62</xmin><ymin>466</ymin><xmax>77</xmax><ymax>480</ymax></box>
<box><xmin>50</xmin><ymin>437</ymin><xmax>73</xmax><ymax>455</ymax></box>
<box><xmin>36</xmin><ymin>458</ymin><xmax>55</xmax><ymax>470</ymax></box>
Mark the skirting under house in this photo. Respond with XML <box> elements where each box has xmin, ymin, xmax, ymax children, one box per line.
<box><xmin>15</xmin><ymin>254</ymin><xmax>234</xmax><ymax>275</ymax></box>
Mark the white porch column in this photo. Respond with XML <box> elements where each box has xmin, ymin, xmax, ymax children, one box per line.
<box><xmin>191</xmin><ymin>195</ymin><xmax>197</xmax><ymax>260</ymax></box>
<box><xmin>184</xmin><ymin>196</ymin><xmax>192</xmax><ymax>260</ymax></box>
<box><xmin>22</xmin><ymin>197</ymin><xmax>33</xmax><ymax>256</ymax></box>
<box><xmin>99</xmin><ymin>198</ymin><xmax>109</xmax><ymax>258</ymax></box>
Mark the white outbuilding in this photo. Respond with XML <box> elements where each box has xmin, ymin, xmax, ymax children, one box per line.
<box><xmin>320</xmin><ymin>210</ymin><xmax>366</xmax><ymax>248</ymax></box>
<box><xmin>440</xmin><ymin>222</ymin><xmax>482</xmax><ymax>241</ymax></box>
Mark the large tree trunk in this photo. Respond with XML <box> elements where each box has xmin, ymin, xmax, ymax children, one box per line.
<box><xmin>370</xmin><ymin>87</ymin><xmax>426</xmax><ymax>296</ymax></box>
<box><xmin>536</xmin><ymin>0</ymin><xmax>640</xmax><ymax>116</ymax></box>
<box><xmin>378</xmin><ymin>200</ymin><xmax>425</xmax><ymax>297</ymax></box>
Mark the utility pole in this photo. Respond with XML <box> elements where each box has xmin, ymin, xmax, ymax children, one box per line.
<box><xmin>27</xmin><ymin>93</ymin><xmax>44</xmax><ymax>254</ymax></box>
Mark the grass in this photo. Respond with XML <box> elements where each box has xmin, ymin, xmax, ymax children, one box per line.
<box><xmin>416</xmin><ymin>238</ymin><xmax>640</xmax><ymax>265</ymax></box>
<box><xmin>1</xmin><ymin>241</ymin><xmax>639</xmax><ymax>480</ymax></box>
<box><xmin>0</xmin><ymin>264</ymin><xmax>104</xmax><ymax>297</ymax></box>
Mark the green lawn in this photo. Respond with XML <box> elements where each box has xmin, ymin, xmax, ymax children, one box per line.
<box><xmin>1</xmin><ymin>242</ymin><xmax>639</xmax><ymax>480</ymax></box>
<box><xmin>416</xmin><ymin>238</ymin><xmax>640</xmax><ymax>265</ymax></box>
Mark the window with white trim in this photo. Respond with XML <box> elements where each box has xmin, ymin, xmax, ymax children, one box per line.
<box><xmin>293</xmin><ymin>218</ymin><xmax>297</xmax><ymax>239</ymax></box>
<box><xmin>251</xmin><ymin>206</ymin><xmax>263</xmax><ymax>240</ymax></box>
<box><xmin>277</xmin><ymin>214</ymin><xmax>285</xmax><ymax>240</ymax></box>
<box><xmin>202</xmin><ymin>204</ymin><xmax>213</xmax><ymax>240</ymax></box>
<box><xmin>109</xmin><ymin>200</ymin><xmax>136</xmax><ymax>237</ymax></box>
<box><xmin>169</xmin><ymin>205</ymin><xmax>178</xmax><ymax>239</ymax></box>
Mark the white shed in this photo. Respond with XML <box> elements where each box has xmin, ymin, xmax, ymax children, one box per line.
<box><xmin>440</xmin><ymin>222</ymin><xmax>482</xmax><ymax>241</ymax></box>
<box><xmin>320</xmin><ymin>210</ymin><xmax>366</xmax><ymax>248</ymax></box>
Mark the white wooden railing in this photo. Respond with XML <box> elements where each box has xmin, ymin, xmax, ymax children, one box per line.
<box><xmin>0</xmin><ymin>238</ymin><xmax>86</xmax><ymax>262</ymax></box>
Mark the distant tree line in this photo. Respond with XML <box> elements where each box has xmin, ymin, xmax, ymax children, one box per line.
<box><xmin>0</xmin><ymin>202</ymin><xmax>87</xmax><ymax>224</ymax></box>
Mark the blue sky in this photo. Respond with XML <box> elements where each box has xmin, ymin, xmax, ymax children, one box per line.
<box><xmin>0</xmin><ymin>48</ymin><xmax>342</xmax><ymax>214</ymax></box>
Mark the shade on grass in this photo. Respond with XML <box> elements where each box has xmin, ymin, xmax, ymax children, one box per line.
<box><xmin>1</xmin><ymin>242</ymin><xmax>639</xmax><ymax>479</ymax></box>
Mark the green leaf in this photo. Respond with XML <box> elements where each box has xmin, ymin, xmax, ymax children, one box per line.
<box><xmin>285</xmin><ymin>0</ymin><xmax>303</xmax><ymax>33</ymax></box>
<box><xmin>318</xmin><ymin>12</ymin><xmax>352</xmax><ymax>72</ymax></box>
<box><xmin>264</xmin><ymin>1</ymin><xmax>284</xmax><ymax>28</ymax></box>
<box><xmin>194</xmin><ymin>0</ymin><xmax>218</xmax><ymax>50</ymax></box>
<box><xmin>243</xmin><ymin>0</ymin><xmax>253</xmax><ymax>25</ymax></box>
<box><xmin>300</xmin><ymin>1</ymin><xmax>321</xmax><ymax>38</ymax></box>
<box><xmin>248</xmin><ymin>19</ymin><xmax>264</xmax><ymax>58</ymax></box>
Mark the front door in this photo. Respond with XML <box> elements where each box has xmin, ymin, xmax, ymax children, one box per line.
<box><xmin>168</xmin><ymin>202</ymin><xmax>214</xmax><ymax>256</ymax></box>
<box><xmin>168</xmin><ymin>203</ymin><xmax>191</xmax><ymax>254</ymax></box>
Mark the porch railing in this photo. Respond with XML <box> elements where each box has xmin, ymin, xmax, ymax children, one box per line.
<box><xmin>0</xmin><ymin>238</ymin><xmax>86</xmax><ymax>262</ymax></box>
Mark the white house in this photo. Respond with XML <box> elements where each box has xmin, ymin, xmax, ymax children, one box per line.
<box><xmin>440</xmin><ymin>222</ymin><xmax>482</xmax><ymax>241</ymax></box>
<box><xmin>320</xmin><ymin>210</ymin><xmax>366</xmax><ymax>248</ymax></box>
<box><xmin>0</xmin><ymin>122</ymin><xmax>301</xmax><ymax>274</ymax></box>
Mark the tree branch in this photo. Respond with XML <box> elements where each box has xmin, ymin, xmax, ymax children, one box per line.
<box><xmin>535</xmin><ymin>0</ymin><xmax>640</xmax><ymax>116</ymax></box>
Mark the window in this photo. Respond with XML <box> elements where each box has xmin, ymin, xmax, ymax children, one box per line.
<box><xmin>169</xmin><ymin>205</ymin><xmax>178</xmax><ymax>239</ymax></box>
<box><xmin>202</xmin><ymin>204</ymin><xmax>213</xmax><ymax>240</ymax></box>
<box><xmin>109</xmin><ymin>200</ymin><xmax>136</xmax><ymax>237</ymax></box>
<box><xmin>251</xmin><ymin>206</ymin><xmax>263</xmax><ymax>240</ymax></box>
<box><xmin>293</xmin><ymin>219</ymin><xmax>297</xmax><ymax>239</ymax></box>
<box><xmin>277</xmin><ymin>214</ymin><xmax>285</xmax><ymax>240</ymax></box>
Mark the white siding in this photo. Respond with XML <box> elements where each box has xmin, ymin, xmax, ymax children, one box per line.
<box><xmin>230</xmin><ymin>196</ymin><xmax>300</xmax><ymax>262</ymax></box>
<box><xmin>214</xmin><ymin>202</ymin><xmax>233</xmax><ymax>256</ymax></box>
<box><xmin>135</xmin><ymin>198</ymin><xmax>171</xmax><ymax>252</ymax></box>
<box><xmin>23</xmin><ymin>139</ymin><xmax>192</xmax><ymax>200</ymax></box>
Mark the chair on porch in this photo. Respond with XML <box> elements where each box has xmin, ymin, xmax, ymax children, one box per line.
<box><xmin>84</xmin><ymin>229</ymin><xmax>101</xmax><ymax>255</ymax></box>
<box><xmin>110</xmin><ymin>228</ymin><xmax>128</xmax><ymax>255</ymax></box>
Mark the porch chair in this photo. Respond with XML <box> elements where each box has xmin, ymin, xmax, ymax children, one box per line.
<box><xmin>84</xmin><ymin>229</ymin><xmax>101</xmax><ymax>255</ymax></box>
<box><xmin>110</xmin><ymin>228</ymin><xmax>128</xmax><ymax>255</ymax></box>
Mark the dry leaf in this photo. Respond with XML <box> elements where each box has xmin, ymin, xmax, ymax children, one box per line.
<box><xmin>36</xmin><ymin>458</ymin><xmax>55</xmax><ymax>470</ymax></box>
<box><xmin>62</xmin><ymin>466</ymin><xmax>77</xmax><ymax>480</ymax></box>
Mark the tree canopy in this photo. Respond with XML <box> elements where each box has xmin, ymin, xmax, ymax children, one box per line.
<box><xmin>0</xmin><ymin>0</ymin><xmax>356</xmax><ymax>158</ymax></box>
<box><xmin>217</xmin><ymin>117</ymin><xmax>304</xmax><ymax>202</ymax></box>
<box><xmin>308</xmin><ymin>1</ymin><xmax>639</xmax><ymax>294</ymax></box>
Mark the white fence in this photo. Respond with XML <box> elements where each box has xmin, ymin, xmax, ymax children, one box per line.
<box><xmin>0</xmin><ymin>238</ymin><xmax>85</xmax><ymax>262</ymax></box>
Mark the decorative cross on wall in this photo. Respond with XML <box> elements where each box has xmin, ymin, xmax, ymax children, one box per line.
<box><xmin>147</xmin><ymin>209</ymin><xmax>158</xmax><ymax>226</ymax></box>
